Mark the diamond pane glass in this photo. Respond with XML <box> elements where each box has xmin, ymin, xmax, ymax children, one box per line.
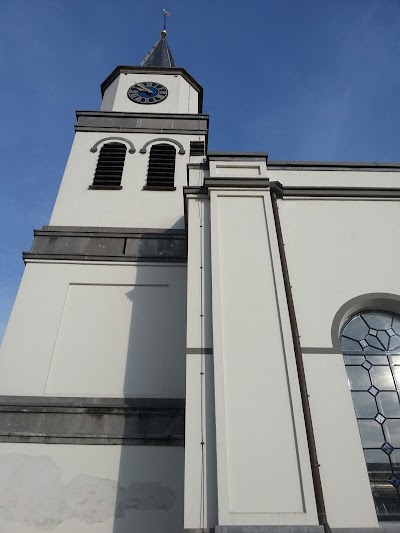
<box><xmin>342</xmin><ymin>311</ymin><xmax>400</xmax><ymax>519</ymax></box>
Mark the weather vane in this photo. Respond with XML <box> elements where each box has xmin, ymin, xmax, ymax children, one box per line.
<box><xmin>162</xmin><ymin>8</ymin><xmax>171</xmax><ymax>35</ymax></box>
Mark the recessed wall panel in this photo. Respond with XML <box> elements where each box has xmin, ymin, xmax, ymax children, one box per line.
<box><xmin>211</xmin><ymin>193</ymin><xmax>305</xmax><ymax>518</ymax></box>
<box><xmin>45</xmin><ymin>283</ymin><xmax>184</xmax><ymax>397</ymax></box>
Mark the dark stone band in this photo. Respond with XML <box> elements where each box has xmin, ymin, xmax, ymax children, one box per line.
<box><xmin>76</xmin><ymin>111</ymin><xmax>208</xmax><ymax>135</ymax></box>
<box><xmin>0</xmin><ymin>396</ymin><xmax>185</xmax><ymax>446</ymax></box>
<box><xmin>23</xmin><ymin>226</ymin><xmax>187</xmax><ymax>263</ymax></box>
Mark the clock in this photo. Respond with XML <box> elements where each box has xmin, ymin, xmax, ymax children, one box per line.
<box><xmin>127</xmin><ymin>81</ymin><xmax>168</xmax><ymax>104</ymax></box>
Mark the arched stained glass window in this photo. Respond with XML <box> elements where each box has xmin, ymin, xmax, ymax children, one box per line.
<box><xmin>341</xmin><ymin>311</ymin><xmax>400</xmax><ymax>521</ymax></box>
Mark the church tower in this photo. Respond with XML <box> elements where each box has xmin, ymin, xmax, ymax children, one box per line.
<box><xmin>0</xmin><ymin>29</ymin><xmax>207</xmax><ymax>533</ymax></box>
<box><xmin>2</xmin><ymin>19</ymin><xmax>394</xmax><ymax>533</ymax></box>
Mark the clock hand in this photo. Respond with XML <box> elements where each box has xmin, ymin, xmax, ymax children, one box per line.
<box><xmin>136</xmin><ymin>83</ymin><xmax>153</xmax><ymax>94</ymax></box>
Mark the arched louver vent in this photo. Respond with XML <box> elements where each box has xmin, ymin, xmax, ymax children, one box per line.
<box><xmin>92</xmin><ymin>142</ymin><xmax>127</xmax><ymax>189</ymax></box>
<box><xmin>146</xmin><ymin>144</ymin><xmax>176</xmax><ymax>189</ymax></box>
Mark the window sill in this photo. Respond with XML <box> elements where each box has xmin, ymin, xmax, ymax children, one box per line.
<box><xmin>88</xmin><ymin>185</ymin><xmax>123</xmax><ymax>190</ymax></box>
<box><xmin>142</xmin><ymin>186</ymin><xmax>176</xmax><ymax>191</ymax></box>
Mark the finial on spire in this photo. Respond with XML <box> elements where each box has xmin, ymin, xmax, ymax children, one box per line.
<box><xmin>162</xmin><ymin>8</ymin><xmax>170</xmax><ymax>35</ymax></box>
<box><xmin>139</xmin><ymin>9</ymin><xmax>176</xmax><ymax>68</ymax></box>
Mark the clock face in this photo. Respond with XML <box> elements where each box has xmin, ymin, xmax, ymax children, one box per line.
<box><xmin>127</xmin><ymin>81</ymin><xmax>168</xmax><ymax>104</ymax></box>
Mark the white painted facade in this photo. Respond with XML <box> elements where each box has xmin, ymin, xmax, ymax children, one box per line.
<box><xmin>0</xmin><ymin>261</ymin><xmax>186</xmax><ymax>397</ymax></box>
<box><xmin>101</xmin><ymin>71</ymin><xmax>200</xmax><ymax>114</ymax></box>
<box><xmin>1</xmin><ymin>33</ymin><xmax>400</xmax><ymax>533</ymax></box>
<box><xmin>0</xmin><ymin>443</ymin><xmax>184</xmax><ymax>533</ymax></box>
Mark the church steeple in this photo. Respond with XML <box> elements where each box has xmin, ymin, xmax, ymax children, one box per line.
<box><xmin>140</xmin><ymin>30</ymin><xmax>176</xmax><ymax>68</ymax></box>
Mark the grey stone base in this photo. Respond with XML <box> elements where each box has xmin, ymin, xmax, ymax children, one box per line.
<box><xmin>215</xmin><ymin>526</ymin><xmax>324</xmax><ymax>533</ymax></box>
<box><xmin>185</xmin><ymin>527</ymin><xmax>400</xmax><ymax>533</ymax></box>
<box><xmin>184</xmin><ymin>530</ymin><xmax>215</xmax><ymax>533</ymax></box>
<box><xmin>332</xmin><ymin>529</ymin><xmax>400</xmax><ymax>532</ymax></box>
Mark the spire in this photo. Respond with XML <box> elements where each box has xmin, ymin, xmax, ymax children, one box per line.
<box><xmin>140</xmin><ymin>10</ymin><xmax>176</xmax><ymax>68</ymax></box>
<box><xmin>140</xmin><ymin>30</ymin><xmax>176</xmax><ymax>68</ymax></box>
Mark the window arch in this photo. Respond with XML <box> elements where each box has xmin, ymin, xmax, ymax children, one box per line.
<box><xmin>145</xmin><ymin>143</ymin><xmax>176</xmax><ymax>189</ymax></box>
<box><xmin>341</xmin><ymin>311</ymin><xmax>400</xmax><ymax>521</ymax></box>
<box><xmin>90</xmin><ymin>142</ymin><xmax>127</xmax><ymax>189</ymax></box>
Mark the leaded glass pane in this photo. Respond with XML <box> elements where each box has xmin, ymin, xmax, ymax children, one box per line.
<box><xmin>377</xmin><ymin>392</ymin><xmax>400</xmax><ymax>418</ymax></box>
<box><xmin>344</xmin><ymin>316</ymin><xmax>369</xmax><ymax>340</ymax></box>
<box><xmin>370</xmin><ymin>367</ymin><xmax>395</xmax><ymax>390</ymax></box>
<box><xmin>342</xmin><ymin>311</ymin><xmax>400</xmax><ymax>520</ymax></box>
<box><xmin>347</xmin><ymin>366</ymin><xmax>371</xmax><ymax>390</ymax></box>
<box><xmin>343</xmin><ymin>355</ymin><xmax>364</xmax><ymax>365</ymax></box>
<box><xmin>358</xmin><ymin>420</ymin><xmax>384</xmax><ymax>447</ymax></box>
<box><xmin>393</xmin><ymin>366</ymin><xmax>400</xmax><ymax>384</ymax></box>
<box><xmin>371</xmin><ymin>483</ymin><xmax>400</xmax><ymax>519</ymax></box>
<box><xmin>392</xmin><ymin>318</ymin><xmax>400</xmax><ymax>336</ymax></box>
<box><xmin>389</xmin><ymin>335</ymin><xmax>400</xmax><ymax>353</ymax></box>
<box><xmin>384</xmin><ymin>420</ymin><xmax>400</xmax><ymax>447</ymax></box>
<box><xmin>352</xmin><ymin>392</ymin><xmax>377</xmax><ymax>418</ymax></box>
<box><xmin>362</xmin><ymin>313</ymin><xmax>392</xmax><ymax>330</ymax></box>
<box><xmin>364</xmin><ymin>448</ymin><xmax>391</xmax><ymax>467</ymax></box>
<box><xmin>390</xmin><ymin>449</ymin><xmax>400</xmax><ymax>471</ymax></box>
<box><xmin>341</xmin><ymin>336</ymin><xmax>363</xmax><ymax>353</ymax></box>
<box><xmin>366</xmin><ymin>355</ymin><xmax>389</xmax><ymax>365</ymax></box>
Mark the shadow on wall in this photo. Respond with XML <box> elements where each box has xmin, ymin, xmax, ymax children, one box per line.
<box><xmin>112</xmin><ymin>217</ymin><xmax>187</xmax><ymax>533</ymax></box>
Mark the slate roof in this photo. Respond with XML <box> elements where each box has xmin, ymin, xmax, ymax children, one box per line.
<box><xmin>140</xmin><ymin>31</ymin><xmax>176</xmax><ymax>68</ymax></box>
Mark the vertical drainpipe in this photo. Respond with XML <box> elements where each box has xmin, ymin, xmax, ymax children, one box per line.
<box><xmin>270</xmin><ymin>183</ymin><xmax>331</xmax><ymax>533</ymax></box>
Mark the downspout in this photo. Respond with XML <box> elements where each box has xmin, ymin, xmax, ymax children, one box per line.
<box><xmin>270</xmin><ymin>184</ymin><xmax>331</xmax><ymax>533</ymax></box>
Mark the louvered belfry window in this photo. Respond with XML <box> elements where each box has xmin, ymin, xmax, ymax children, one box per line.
<box><xmin>190</xmin><ymin>141</ymin><xmax>205</xmax><ymax>156</ymax></box>
<box><xmin>92</xmin><ymin>142</ymin><xmax>127</xmax><ymax>188</ymax></box>
<box><xmin>146</xmin><ymin>144</ymin><xmax>176</xmax><ymax>188</ymax></box>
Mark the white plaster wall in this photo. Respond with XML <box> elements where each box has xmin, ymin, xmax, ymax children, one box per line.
<box><xmin>100</xmin><ymin>77</ymin><xmax>119</xmax><ymax>111</ymax></box>
<box><xmin>279</xmin><ymin>198</ymin><xmax>400</xmax><ymax>348</ymax></box>
<box><xmin>49</xmin><ymin>131</ymin><xmax>206</xmax><ymax>229</ymax></box>
<box><xmin>278</xmin><ymin>197</ymin><xmax>400</xmax><ymax>527</ymax></box>
<box><xmin>303</xmin><ymin>353</ymin><xmax>378</xmax><ymax>528</ymax></box>
<box><xmin>100</xmin><ymin>73</ymin><xmax>199</xmax><ymax>114</ymax></box>
<box><xmin>209</xmin><ymin>189</ymin><xmax>317</xmax><ymax>525</ymax></box>
<box><xmin>269</xmin><ymin>168</ymin><xmax>400</xmax><ymax>187</ymax></box>
<box><xmin>0</xmin><ymin>261</ymin><xmax>186</xmax><ymax>397</ymax></box>
<box><xmin>0</xmin><ymin>443</ymin><xmax>183</xmax><ymax>533</ymax></box>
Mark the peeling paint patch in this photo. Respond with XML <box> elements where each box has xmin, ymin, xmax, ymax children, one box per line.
<box><xmin>0</xmin><ymin>454</ymin><xmax>175</xmax><ymax>531</ymax></box>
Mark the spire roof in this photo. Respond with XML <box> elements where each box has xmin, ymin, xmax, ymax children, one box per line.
<box><xmin>140</xmin><ymin>30</ymin><xmax>176</xmax><ymax>68</ymax></box>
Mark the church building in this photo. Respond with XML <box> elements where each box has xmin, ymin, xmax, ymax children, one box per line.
<box><xmin>0</xmin><ymin>27</ymin><xmax>400</xmax><ymax>533</ymax></box>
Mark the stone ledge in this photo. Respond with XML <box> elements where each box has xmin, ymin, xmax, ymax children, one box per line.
<box><xmin>24</xmin><ymin>226</ymin><xmax>187</xmax><ymax>262</ymax></box>
<box><xmin>0</xmin><ymin>396</ymin><xmax>185</xmax><ymax>446</ymax></box>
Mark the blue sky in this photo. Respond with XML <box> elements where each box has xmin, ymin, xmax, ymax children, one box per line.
<box><xmin>0</xmin><ymin>0</ymin><xmax>399</xmax><ymax>342</ymax></box>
